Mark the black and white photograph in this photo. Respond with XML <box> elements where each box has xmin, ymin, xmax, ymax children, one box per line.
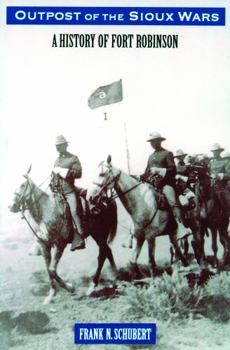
<box><xmin>0</xmin><ymin>1</ymin><xmax>230</xmax><ymax>349</ymax></box>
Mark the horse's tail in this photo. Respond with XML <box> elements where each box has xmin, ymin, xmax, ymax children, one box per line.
<box><xmin>107</xmin><ymin>200</ymin><xmax>118</xmax><ymax>244</ymax></box>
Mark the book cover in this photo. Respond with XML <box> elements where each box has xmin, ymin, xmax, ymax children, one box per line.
<box><xmin>0</xmin><ymin>1</ymin><xmax>230</xmax><ymax>349</ymax></box>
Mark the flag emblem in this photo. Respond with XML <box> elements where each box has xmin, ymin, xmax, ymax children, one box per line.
<box><xmin>88</xmin><ymin>79</ymin><xmax>123</xmax><ymax>109</ymax></box>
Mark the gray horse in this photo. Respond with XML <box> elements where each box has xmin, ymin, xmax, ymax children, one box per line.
<box><xmin>9</xmin><ymin>170</ymin><xmax>117</xmax><ymax>303</ymax></box>
<box><xmin>87</xmin><ymin>155</ymin><xmax>189</xmax><ymax>276</ymax></box>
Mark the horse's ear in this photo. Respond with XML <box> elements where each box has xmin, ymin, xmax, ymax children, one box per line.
<box><xmin>23</xmin><ymin>164</ymin><xmax>32</xmax><ymax>178</ymax></box>
<box><xmin>107</xmin><ymin>155</ymin><xmax>112</xmax><ymax>164</ymax></box>
<box><xmin>26</xmin><ymin>164</ymin><xmax>32</xmax><ymax>174</ymax></box>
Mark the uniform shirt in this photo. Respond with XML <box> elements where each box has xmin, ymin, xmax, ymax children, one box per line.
<box><xmin>54</xmin><ymin>151</ymin><xmax>82</xmax><ymax>194</ymax></box>
<box><xmin>144</xmin><ymin>147</ymin><xmax>176</xmax><ymax>186</ymax></box>
<box><xmin>209</xmin><ymin>158</ymin><xmax>226</xmax><ymax>176</ymax></box>
<box><xmin>224</xmin><ymin>158</ymin><xmax>230</xmax><ymax>176</ymax></box>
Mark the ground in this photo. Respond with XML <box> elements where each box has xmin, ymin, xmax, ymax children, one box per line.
<box><xmin>1</xmin><ymin>204</ymin><xmax>230</xmax><ymax>350</ymax></box>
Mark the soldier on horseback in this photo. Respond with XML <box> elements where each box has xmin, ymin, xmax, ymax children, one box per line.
<box><xmin>51</xmin><ymin>135</ymin><xmax>86</xmax><ymax>251</ymax></box>
<box><xmin>141</xmin><ymin>132</ymin><xmax>191</xmax><ymax>239</ymax></box>
<box><xmin>209</xmin><ymin>143</ymin><xmax>230</xmax><ymax>213</ymax></box>
<box><xmin>209</xmin><ymin>143</ymin><xmax>226</xmax><ymax>180</ymax></box>
<box><xmin>174</xmin><ymin>149</ymin><xmax>189</xmax><ymax>176</ymax></box>
<box><xmin>223</xmin><ymin>152</ymin><xmax>230</xmax><ymax>190</ymax></box>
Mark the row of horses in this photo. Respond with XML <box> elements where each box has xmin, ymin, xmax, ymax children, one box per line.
<box><xmin>9</xmin><ymin>156</ymin><xmax>230</xmax><ymax>303</ymax></box>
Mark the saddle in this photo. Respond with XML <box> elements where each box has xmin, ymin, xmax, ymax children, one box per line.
<box><xmin>52</xmin><ymin>187</ymin><xmax>90</xmax><ymax>242</ymax></box>
<box><xmin>150</xmin><ymin>186</ymin><xmax>170</xmax><ymax>211</ymax></box>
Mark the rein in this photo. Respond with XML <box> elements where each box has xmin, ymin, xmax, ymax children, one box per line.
<box><xmin>21</xmin><ymin>212</ymin><xmax>46</xmax><ymax>244</ymax></box>
<box><xmin>93</xmin><ymin>167</ymin><xmax>158</xmax><ymax>230</ymax></box>
<box><xmin>93</xmin><ymin>169</ymin><xmax>142</xmax><ymax>203</ymax></box>
<box><xmin>14</xmin><ymin>179</ymin><xmax>48</xmax><ymax>243</ymax></box>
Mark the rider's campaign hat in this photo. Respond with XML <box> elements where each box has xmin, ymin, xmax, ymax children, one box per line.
<box><xmin>211</xmin><ymin>143</ymin><xmax>224</xmax><ymax>152</ymax></box>
<box><xmin>174</xmin><ymin>149</ymin><xmax>187</xmax><ymax>158</ymax></box>
<box><xmin>147</xmin><ymin>131</ymin><xmax>166</xmax><ymax>142</ymax></box>
<box><xmin>55</xmin><ymin>135</ymin><xmax>68</xmax><ymax>145</ymax></box>
<box><xmin>197</xmin><ymin>154</ymin><xmax>209</xmax><ymax>161</ymax></box>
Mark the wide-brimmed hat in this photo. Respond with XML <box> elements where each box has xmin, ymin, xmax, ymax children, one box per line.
<box><xmin>147</xmin><ymin>131</ymin><xmax>166</xmax><ymax>142</ymax></box>
<box><xmin>174</xmin><ymin>149</ymin><xmax>187</xmax><ymax>158</ymax></box>
<box><xmin>197</xmin><ymin>154</ymin><xmax>209</xmax><ymax>161</ymax></box>
<box><xmin>211</xmin><ymin>143</ymin><xmax>224</xmax><ymax>152</ymax></box>
<box><xmin>55</xmin><ymin>135</ymin><xmax>68</xmax><ymax>145</ymax></box>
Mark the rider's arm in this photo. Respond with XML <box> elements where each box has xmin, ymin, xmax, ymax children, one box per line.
<box><xmin>66</xmin><ymin>156</ymin><xmax>82</xmax><ymax>180</ymax></box>
<box><xmin>165</xmin><ymin>151</ymin><xmax>177</xmax><ymax>177</ymax></box>
<box><xmin>140</xmin><ymin>156</ymin><xmax>152</xmax><ymax>180</ymax></box>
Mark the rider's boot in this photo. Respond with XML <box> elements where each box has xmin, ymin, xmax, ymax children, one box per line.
<box><xmin>172</xmin><ymin>206</ymin><xmax>192</xmax><ymax>240</ymax></box>
<box><xmin>162</xmin><ymin>185</ymin><xmax>192</xmax><ymax>240</ymax></box>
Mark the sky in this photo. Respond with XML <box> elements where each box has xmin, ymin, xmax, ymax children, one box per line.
<box><xmin>0</xmin><ymin>0</ymin><xmax>230</xmax><ymax>230</ymax></box>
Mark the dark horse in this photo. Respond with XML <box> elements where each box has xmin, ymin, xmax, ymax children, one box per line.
<box><xmin>9</xmin><ymin>170</ymin><xmax>117</xmax><ymax>303</ymax></box>
<box><xmin>200</xmin><ymin>180</ymin><xmax>230</xmax><ymax>267</ymax></box>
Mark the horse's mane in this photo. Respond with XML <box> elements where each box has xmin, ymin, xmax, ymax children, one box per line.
<box><xmin>26</xmin><ymin>177</ymin><xmax>49</xmax><ymax>222</ymax></box>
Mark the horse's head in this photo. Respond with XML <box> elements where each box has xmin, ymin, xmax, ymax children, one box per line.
<box><xmin>87</xmin><ymin>155</ymin><xmax>120</xmax><ymax>205</ymax></box>
<box><xmin>9</xmin><ymin>166</ymin><xmax>34</xmax><ymax>213</ymax></box>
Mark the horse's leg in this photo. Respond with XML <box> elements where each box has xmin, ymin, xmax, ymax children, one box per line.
<box><xmin>86</xmin><ymin>245</ymin><xmax>107</xmax><ymax>296</ymax></box>
<box><xmin>169</xmin><ymin>231</ymin><xmax>189</xmax><ymax>267</ymax></box>
<box><xmin>190</xmin><ymin>220</ymin><xmax>206</xmax><ymax>270</ymax></box>
<box><xmin>40</xmin><ymin>243</ymin><xmax>57</xmax><ymax>305</ymax></box>
<box><xmin>129</xmin><ymin>232</ymin><xmax>145</xmax><ymax>278</ymax></box>
<box><xmin>219</xmin><ymin>217</ymin><xmax>230</xmax><ymax>266</ymax></box>
<box><xmin>170</xmin><ymin>245</ymin><xmax>175</xmax><ymax>265</ymax></box>
<box><xmin>183</xmin><ymin>237</ymin><xmax>189</xmax><ymax>260</ymax></box>
<box><xmin>210</xmin><ymin>227</ymin><xmax>218</xmax><ymax>267</ymax></box>
<box><xmin>130</xmin><ymin>232</ymin><xmax>145</xmax><ymax>265</ymax></box>
<box><xmin>50</xmin><ymin>243</ymin><xmax>75</xmax><ymax>293</ymax></box>
<box><xmin>200</xmin><ymin>222</ymin><xmax>207</xmax><ymax>262</ymax></box>
<box><xmin>147</xmin><ymin>237</ymin><xmax>157</xmax><ymax>276</ymax></box>
<box><xmin>106</xmin><ymin>245</ymin><xmax>118</xmax><ymax>284</ymax></box>
<box><xmin>93</xmin><ymin>245</ymin><xmax>107</xmax><ymax>286</ymax></box>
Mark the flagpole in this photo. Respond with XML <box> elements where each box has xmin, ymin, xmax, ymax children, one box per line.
<box><xmin>124</xmin><ymin>121</ymin><xmax>131</xmax><ymax>174</ymax></box>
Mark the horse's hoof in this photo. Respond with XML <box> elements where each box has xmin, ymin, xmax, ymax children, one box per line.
<box><xmin>86</xmin><ymin>283</ymin><xmax>96</xmax><ymax>296</ymax></box>
<box><xmin>66</xmin><ymin>282</ymin><xmax>75</xmax><ymax>293</ymax></box>
<box><xmin>43</xmin><ymin>295</ymin><xmax>54</xmax><ymax>305</ymax></box>
<box><xmin>43</xmin><ymin>289</ymin><xmax>56</xmax><ymax>305</ymax></box>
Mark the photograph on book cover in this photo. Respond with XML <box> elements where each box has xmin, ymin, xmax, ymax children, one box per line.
<box><xmin>0</xmin><ymin>0</ymin><xmax>230</xmax><ymax>349</ymax></box>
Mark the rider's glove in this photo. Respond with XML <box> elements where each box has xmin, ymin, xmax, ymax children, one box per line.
<box><xmin>150</xmin><ymin>167</ymin><xmax>166</xmax><ymax>178</ymax></box>
<box><xmin>216</xmin><ymin>173</ymin><xmax>224</xmax><ymax>181</ymax></box>
<box><xmin>53</xmin><ymin>167</ymin><xmax>68</xmax><ymax>178</ymax></box>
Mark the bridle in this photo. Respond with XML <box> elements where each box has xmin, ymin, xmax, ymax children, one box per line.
<box><xmin>12</xmin><ymin>177</ymin><xmax>48</xmax><ymax>243</ymax></box>
<box><xmin>92</xmin><ymin>166</ymin><xmax>121</xmax><ymax>196</ymax></box>
<box><xmin>91</xmin><ymin>164</ymin><xmax>141</xmax><ymax>204</ymax></box>
<box><xmin>13</xmin><ymin>177</ymin><xmax>44</xmax><ymax>213</ymax></box>
<box><xmin>91</xmin><ymin>163</ymin><xmax>158</xmax><ymax>229</ymax></box>
<box><xmin>13</xmin><ymin>178</ymin><xmax>32</xmax><ymax>212</ymax></box>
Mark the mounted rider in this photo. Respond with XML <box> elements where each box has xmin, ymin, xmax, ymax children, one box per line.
<box><xmin>209</xmin><ymin>143</ymin><xmax>226</xmax><ymax>179</ymax></box>
<box><xmin>209</xmin><ymin>143</ymin><xmax>230</xmax><ymax>212</ymax></box>
<box><xmin>50</xmin><ymin>135</ymin><xmax>85</xmax><ymax>251</ymax></box>
<box><xmin>223</xmin><ymin>152</ymin><xmax>230</xmax><ymax>190</ymax></box>
<box><xmin>174</xmin><ymin>149</ymin><xmax>189</xmax><ymax>176</ymax></box>
<box><xmin>141</xmin><ymin>132</ymin><xmax>191</xmax><ymax>239</ymax></box>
